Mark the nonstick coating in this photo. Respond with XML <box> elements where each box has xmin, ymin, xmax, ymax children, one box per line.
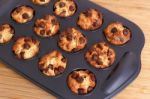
<box><xmin>0</xmin><ymin>0</ymin><xmax>145</xmax><ymax>99</ymax></box>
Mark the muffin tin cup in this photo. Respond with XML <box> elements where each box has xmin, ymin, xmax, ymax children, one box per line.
<box><xmin>103</xmin><ymin>22</ymin><xmax>133</xmax><ymax>46</ymax></box>
<box><xmin>10</xmin><ymin>5</ymin><xmax>36</xmax><ymax>25</ymax></box>
<box><xmin>53</xmin><ymin>0</ymin><xmax>78</xmax><ymax>18</ymax></box>
<box><xmin>0</xmin><ymin>23</ymin><xmax>15</xmax><ymax>45</ymax></box>
<box><xmin>66</xmin><ymin>69</ymin><xmax>97</xmax><ymax>96</ymax></box>
<box><xmin>77</xmin><ymin>9</ymin><xmax>104</xmax><ymax>32</ymax></box>
<box><xmin>57</xmin><ymin>27</ymin><xmax>88</xmax><ymax>53</ymax></box>
<box><xmin>0</xmin><ymin>0</ymin><xmax>145</xmax><ymax>99</ymax></box>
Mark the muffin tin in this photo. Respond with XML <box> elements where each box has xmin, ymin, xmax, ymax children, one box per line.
<box><xmin>0</xmin><ymin>0</ymin><xmax>145</xmax><ymax>99</ymax></box>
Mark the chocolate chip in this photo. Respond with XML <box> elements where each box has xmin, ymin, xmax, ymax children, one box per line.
<box><xmin>43</xmin><ymin>67</ymin><xmax>49</xmax><ymax>73</ymax></box>
<box><xmin>59</xmin><ymin>2</ymin><xmax>65</xmax><ymax>8</ymax></box>
<box><xmin>104</xmin><ymin>43</ymin><xmax>109</xmax><ymax>47</ymax></box>
<box><xmin>90</xmin><ymin>74</ymin><xmax>96</xmax><ymax>82</ymax></box>
<box><xmin>107</xmin><ymin>50</ymin><xmax>112</xmax><ymax>56</ymax></box>
<box><xmin>23</xmin><ymin>43</ymin><xmax>30</xmax><ymax>49</ymax></box>
<box><xmin>85</xmin><ymin>70</ymin><xmax>90</xmax><ymax>74</ymax></box>
<box><xmin>40</xmin><ymin>30</ymin><xmax>46</xmax><ymax>35</ymax></box>
<box><xmin>98</xmin><ymin>13</ymin><xmax>102</xmax><ymax>19</ymax></box>
<box><xmin>96</xmin><ymin>59</ymin><xmax>103</xmax><ymax>65</ymax></box>
<box><xmin>39</xmin><ymin>63</ymin><xmax>45</xmax><ymax>70</ymax></box>
<box><xmin>76</xmin><ymin>76</ymin><xmax>84</xmax><ymax>83</ymax></box>
<box><xmin>24</xmin><ymin>38</ymin><xmax>31</xmax><ymax>42</ymax></box>
<box><xmin>51</xmin><ymin>19</ymin><xmax>57</xmax><ymax>25</ymax></box>
<box><xmin>111</xmin><ymin>27</ymin><xmax>118</xmax><ymax>33</ymax></box>
<box><xmin>108</xmin><ymin>57</ymin><xmax>111</xmax><ymax>60</ymax></box>
<box><xmin>72</xmin><ymin>48</ymin><xmax>79</xmax><ymax>52</ymax></box>
<box><xmin>60</xmin><ymin>33</ymin><xmax>65</xmax><ymax>38</ymax></box>
<box><xmin>66</xmin><ymin>34</ymin><xmax>72</xmax><ymax>41</ymax></box>
<box><xmin>69</xmin><ymin>5</ymin><xmax>75</xmax><ymax>11</ymax></box>
<box><xmin>93</xmin><ymin>21</ymin><xmax>98</xmax><ymax>27</ymax></box>
<box><xmin>54</xmin><ymin>66</ymin><xmax>65</xmax><ymax>75</ymax></box>
<box><xmin>53</xmin><ymin>6</ymin><xmax>57</xmax><ymax>11</ymax></box>
<box><xmin>90</xmin><ymin>48</ymin><xmax>96</xmax><ymax>52</ymax></box>
<box><xmin>87</xmin><ymin>86</ymin><xmax>93</xmax><ymax>92</ymax></box>
<box><xmin>58</xmin><ymin>66</ymin><xmax>65</xmax><ymax>73</ymax></box>
<box><xmin>83</xmin><ymin>11</ymin><xmax>92</xmax><ymax>17</ymax></box>
<box><xmin>78</xmin><ymin>88</ymin><xmax>84</xmax><ymax>95</ymax></box>
<box><xmin>92</xmin><ymin>54</ymin><xmax>98</xmax><ymax>60</ymax></box>
<box><xmin>79</xmin><ymin>37</ymin><xmax>86</xmax><ymax>44</ymax></box>
<box><xmin>97</xmin><ymin>44</ymin><xmax>103</xmax><ymax>49</ymax></box>
<box><xmin>39</xmin><ymin>64</ymin><xmax>51</xmax><ymax>73</ymax></box>
<box><xmin>61</xmin><ymin>58</ymin><xmax>67</xmax><ymax>63</ymax></box>
<box><xmin>0</xmin><ymin>26</ymin><xmax>4</xmax><ymax>31</ymax></box>
<box><xmin>48</xmin><ymin>64</ymin><xmax>54</xmax><ymax>70</ymax></box>
<box><xmin>54</xmin><ymin>68</ymin><xmax>59</xmax><ymax>75</ymax></box>
<box><xmin>20</xmin><ymin>52</ymin><xmax>25</xmax><ymax>59</ymax></box>
<box><xmin>123</xmin><ymin>28</ymin><xmax>129</xmax><ymax>36</ymax></box>
<box><xmin>22</xmin><ymin>13</ymin><xmax>30</xmax><ymax>19</ymax></box>
<box><xmin>37</xmin><ymin>22</ymin><xmax>45</xmax><ymax>28</ymax></box>
<box><xmin>44</xmin><ymin>15</ymin><xmax>49</xmax><ymax>20</ymax></box>
<box><xmin>10</xmin><ymin>28</ymin><xmax>14</xmax><ymax>34</ymax></box>
<box><xmin>108</xmin><ymin>58</ymin><xmax>113</xmax><ymax>65</ymax></box>
<box><xmin>32</xmin><ymin>39</ymin><xmax>38</xmax><ymax>44</ymax></box>
<box><xmin>40</xmin><ymin>0</ymin><xmax>46</xmax><ymax>2</ymax></box>
<box><xmin>46</xmin><ymin>30</ymin><xmax>51</xmax><ymax>35</ymax></box>
<box><xmin>71</xmin><ymin>72</ymin><xmax>78</xmax><ymax>79</ymax></box>
<box><xmin>15</xmin><ymin>8</ymin><xmax>22</xmax><ymax>13</ymax></box>
<box><xmin>88</xmin><ymin>51</ymin><xmax>92</xmax><ymax>55</ymax></box>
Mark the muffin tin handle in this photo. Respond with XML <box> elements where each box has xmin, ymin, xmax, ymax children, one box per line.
<box><xmin>102</xmin><ymin>52</ymin><xmax>137</xmax><ymax>95</ymax></box>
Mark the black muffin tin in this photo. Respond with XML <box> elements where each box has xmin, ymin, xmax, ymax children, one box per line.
<box><xmin>0</xmin><ymin>0</ymin><xmax>145</xmax><ymax>99</ymax></box>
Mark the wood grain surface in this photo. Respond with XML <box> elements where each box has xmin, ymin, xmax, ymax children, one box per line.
<box><xmin>0</xmin><ymin>0</ymin><xmax>150</xmax><ymax>99</ymax></box>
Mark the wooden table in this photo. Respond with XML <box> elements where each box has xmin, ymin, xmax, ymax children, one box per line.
<box><xmin>0</xmin><ymin>0</ymin><xmax>150</xmax><ymax>99</ymax></box>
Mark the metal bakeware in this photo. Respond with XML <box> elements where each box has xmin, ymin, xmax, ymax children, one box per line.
<box><xmin>0</xmin><ymin>0</ymin><xmax>145</xmax><ymax>99</ymax></box>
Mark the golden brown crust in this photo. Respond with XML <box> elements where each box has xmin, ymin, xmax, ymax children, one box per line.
<box><xmin>85</xmin><ymin>42</ymin><xmax>116</xmax><ymax>69</ymax></box>
<box><xmin>67</xmin><ymin>69</ymin><xmax>96</xmax><ymax>95</ymax></box>
<box><xmin>32</xmin><ymin>0</ymin><xmax>51</xmax><ymax>5</ymax></box>
<box><xmin>77</xmin><ymin>8</ymin><xmax>103</xmax><ymax>31</ymax></box>
<box><xmin>104</xmin><ymin>22</ymin><xmax>131</xmax><ymax>45</ymax></box>
<box><xmin>11</xmin><ymin>5</ymin><xmax>34</xmax><ymax>24</ymax></box>
<box><xmin>12</xmin><ymin>37</ymin><xmax>40</xmax><ymax>60</ymax></box>
<box><xmin>0</xmin><ymin>24</ymin><xmax>14</xmax><ymax>44</ymax></box>
<box><xmin>54</xmin><ymin>0</ymin><xmax>77</xmax><ymax>17</ymax></box>
<box><xmin>38</xmin><ymin>50</ymin><xmax>67</xmax><ymax>77</ymax></box>
<box><xmin>58</xmin><ymin>27</ymin><xmax>87</xmax><ymax>52</ymax></box>
<box><xmin>34</xmin><ymin>14</ymin><xmax>60</xmax><ymax>37</ymax></box>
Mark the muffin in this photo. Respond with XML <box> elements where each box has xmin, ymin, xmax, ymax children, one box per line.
<box><xmin>77</xmin><ymin>8</ymin><xmax>103</xmax><ymax>31</ymax></box>
<box><xmin>34</xmin><ymin>14</ymin><xmax>60</xmax><ymax>37</ymax></box>
<box><xmin>12</xmin><ymin>37</ymin><xmax>40</xmax><ymax>60</ymax></box>
<box><xmin>85</xmin><ymin>42</ymin><xmax>116</xmax><ymax>69</ymax></box>
<box><xmin>58</xmin><ymin>27</ymin><xmax>87</xmax><ymax>52</ymax></box>
<box><xmin>67</xmin><ymin>69</ymin><xmax>96</xmax><ymax>95</ymax></box>
<box><xmin>0</xmin><ymin>24</ymin><xmax>14</xmax><ymax>44</ymax></box>
<box><xmin>38</xmin><ymin>50</ymin><xmax>67</xmax><ymax>77</ymax></box>
<box><xmin>53</xmin><ymin>0</ymin><xmax>77</xmax><ymax>17</ymax></box>
<box><xmin>11</xmin><ymin>5</ymin><xmax>34</xmax><ymax>24</ymax></box>
<box><xmin>32</xmin><ymin>0</ymin><xmax>51</xmax><ymax>5</ymax></box>
<box><xmin>104</xmin><ymin>22</ymin><xmax>132</xmax><ymax>45</ymax></box>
